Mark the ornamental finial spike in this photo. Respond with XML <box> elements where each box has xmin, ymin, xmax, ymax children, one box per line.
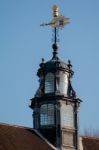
<box><xmin>53</xmin><ymin>5</ymin><xmax>59</xmax><ymax>17</ymax></box>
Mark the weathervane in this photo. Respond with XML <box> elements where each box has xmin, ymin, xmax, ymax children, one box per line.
<box><xmin>40</xmin><ymin>5</ymin><xmax>70</xmax><ymax>58</ymax></box>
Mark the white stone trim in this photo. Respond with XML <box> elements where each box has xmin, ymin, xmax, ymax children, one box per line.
<box><xmin>79</xmin><ymin>137</ymin><xmax>83</xmax><ymax>150</ymax></box>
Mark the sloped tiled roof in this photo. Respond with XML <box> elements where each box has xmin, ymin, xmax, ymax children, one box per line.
<box><xmin>0</xmin><ymin>123</ymin><xmax>56</xmax><ymax>150</ymax></box>
<box><xmin>0</xmin><ymin>123</ymin><xmax>99</xmax><ymax>150</ymax></box>
<box><xmin>82</xmin><ymin>136</ymin><xmax>99</xmax><ymax>150</ymax></box>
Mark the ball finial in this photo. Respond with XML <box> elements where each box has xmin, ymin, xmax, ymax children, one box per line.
<box><xmin>53</xmin><ymin>5</ymin><xmax>59</xmax><ymax>17</ymax></box>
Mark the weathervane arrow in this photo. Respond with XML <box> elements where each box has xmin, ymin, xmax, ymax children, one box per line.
<box><xmin>40</xmin><ymin>5</ymin><xmax>70</xmax><ymax>58</ymax></box>
<box><xmin>40</xmin><ymin>5</ymin><xmax>70</xmax><ymax>29</ymax></box>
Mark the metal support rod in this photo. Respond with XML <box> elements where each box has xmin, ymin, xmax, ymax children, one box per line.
<box><xmin>52</xmin><ymin>27</ymin><xmax>58</xmax><ymax>58</ymax></box>
<box><xmin>54</xmin><ymin>27</ymin><xmax>57</xmax><ymax>44</ymax></box>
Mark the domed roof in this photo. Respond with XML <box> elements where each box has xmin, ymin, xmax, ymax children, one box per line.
<box><xmin>37</xmin><ymin>55</ymin><xmax>74</xmax><ymax>77</ymax></box>
<box><xmin>37</xmin><ymin>42</ymin><xmax>74</xmax><ymax>76</ymax></box>
<box><xmin>44</xmin><ymin>57</ymin><xmax>69</xmax><ymax>70</ymax></box>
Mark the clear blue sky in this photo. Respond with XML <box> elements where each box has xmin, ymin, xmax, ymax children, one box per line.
<box><xmin>0</xmin><ymin>0</ymin><xmax>99</xmax><ymax>134</ymax></box>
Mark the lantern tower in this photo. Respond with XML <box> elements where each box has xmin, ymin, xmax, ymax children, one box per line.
<box><xmin>30</xmin><ymin>6</ymin><xmax>81</xmax><ymax>150</ymax></box>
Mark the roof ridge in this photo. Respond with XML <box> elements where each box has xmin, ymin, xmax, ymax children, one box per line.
<box><xmin>82</xmin><ymin>136</ymin><xmax>99</xmax><ymax>140</ymax></box>
<box><xmin>0</xmin><ymin>122</ymin><xmax>32</xmax><ymax>129</ymax></box>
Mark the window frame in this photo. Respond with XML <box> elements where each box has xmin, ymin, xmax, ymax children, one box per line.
<box><xmin>45</xmin><ymin>73</ymin><xmax>55</xmax><ymax>94</ymax></box>
<box><xmin>40</xmin><ymin>103</ymin><xmax>55</xmax><ymax>126</ymax></box>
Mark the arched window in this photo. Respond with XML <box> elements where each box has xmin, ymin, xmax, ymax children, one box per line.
<box><xmin>40</xmin><ymin>104</ymin><xmax>54</xmax><ymax>126</ymax></box>
<box><xmin>45</xmin><ymin>73</ymin><xmax>54</xmax><ymax>93</ymax></box>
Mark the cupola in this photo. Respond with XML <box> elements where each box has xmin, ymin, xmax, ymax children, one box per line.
<box><xmin>30</xmin><ymin>5</ymin><xmax>81</xmax><ymax>150</ymax></box>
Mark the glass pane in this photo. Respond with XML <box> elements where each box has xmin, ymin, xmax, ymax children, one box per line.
<box><xmin>56</xmin><ymin>72</ymin><xmax>68</xmax><ymax>95</ymax></box>
<box><xmin>40</xmin><ymin>104</ymin><xmax>48</xmax><ymax>125</ymax></box>
<box><xmin>40</xmin><ymin>104</ymin><xmax>54</xmax><ymax>125</ymax></box>
<box><xmin>45</xmin><ymin>73</ymin><xmax>54</xmax><ymax>93</ymax></box>
<box><xmin>61</xmin><ymin>104</ymin><xmax>74</xmax><ymax>128</ymax></box>
<box><xmin>48</xmin><ymin>104</ymin><xmax>54</xmax><ymax>124</ymax></box>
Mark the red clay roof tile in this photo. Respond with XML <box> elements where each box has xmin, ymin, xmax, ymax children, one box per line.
<box><xmin>82</xmin><ymin>136</ymin><xmax>99</xmax><ymax>150</ymax></box>
<box><xmin>0</xmin><ymin>123</ymin><xmax>55</xmax><ymax>150</ymax></box>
